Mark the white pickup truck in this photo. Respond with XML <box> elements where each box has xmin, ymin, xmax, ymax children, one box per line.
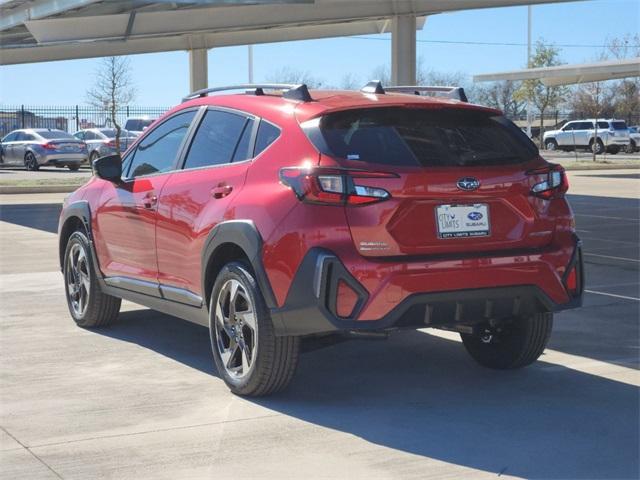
<box><xmin>543</xmin><ymin>119</ymin><xmax>630</xmax><ymax>154</ymax></box>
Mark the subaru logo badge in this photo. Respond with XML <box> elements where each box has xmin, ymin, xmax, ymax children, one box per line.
<box><xmin>457</xmin><ymin>177</ymin><xmax>480</xmax><ymax>191</ymax></box>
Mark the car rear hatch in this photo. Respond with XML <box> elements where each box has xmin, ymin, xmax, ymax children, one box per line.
<box><xmin>302</xmin><ymin>105</ymin><xmax>558</xmax><ymax>258</ymax></box>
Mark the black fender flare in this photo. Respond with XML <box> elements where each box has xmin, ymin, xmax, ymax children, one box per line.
<box><xmin>201</xmin><ymin>220</ymin><xmax>277</xmax><ymax>311</ymax></box>
<box><xmin>58</xmin><ymin>200</ymin><xmax>93</xmax><ymax>271</ymax></box>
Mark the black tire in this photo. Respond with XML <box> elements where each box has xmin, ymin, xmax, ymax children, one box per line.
<box><xmin>544</xmin><ymin>139</ymin><xmax>558</xmax><ymax>151</ymax></box>
<box><xmin>24</xmin><ymin>152</ymin><xmax>39</xmax><ymax>171</ymax></box>
<box><xmin>461</xmin><ymin>312</ymin><xmax>553</xmax><ymax>369</ymax></box>
<box><xmin>209</xmin><ymin>261</ymin><xmax>300</xmax><ymax>396</ymax></box>
<box><xmin>63</xmin><ymin>231</ymin><xmax>121</xmax><ymax>328</ymax></box>
<box><xmin>625</xmin><ymin>141</ymin><xmax>636</xmax><ymax>154</ymax></box>
<box><xmin>590</xmin><ymin>138</ymin><xmax>604</xmax><ymax>155</ymax></box>
<box><xmin>607</xmin><ymin>146</ymin><xmax>620</xmax><ymax>155</ymax></box>
<box><xmin>67</xmin><ymin>164</ymin><xmax>81</xmax><ymax>171</ymax></box>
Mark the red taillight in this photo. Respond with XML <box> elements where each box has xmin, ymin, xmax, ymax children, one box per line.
<box><xmin>106</xmin><ymin>140</ymin><xmax>117</xmax><ymax>148</ymax></box>
<box><xmin>528</xmin><ymin>164</ymin><xmax>569</xmax><ymax>199</ymax></box>
<box><xmin>279</xmin><ymin>167</ymin><xmax>396</xmax><ymax>206</ymax></box>
<box><xmin>42</xmin><ymin>142</ymin><xmax>57</xmax><ymax>150</ymax></box>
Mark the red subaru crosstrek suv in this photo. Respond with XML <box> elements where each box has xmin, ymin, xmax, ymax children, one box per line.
<box><xmin>58</xmin><ymin>82</ymin><xmax>583</xmax><ymax>396</ymax></box>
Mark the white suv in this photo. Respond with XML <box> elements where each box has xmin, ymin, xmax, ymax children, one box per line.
<box><xmin>543</xmin><ymin>119</ymin><xmax>630</xmax><ymax>154</ymax></box>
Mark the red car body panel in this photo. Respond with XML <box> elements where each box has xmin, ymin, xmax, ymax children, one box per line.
<box><xmin>60</xmin><ymin>90</ymin><xmax>582</xmax><ymax>333</ymax></box>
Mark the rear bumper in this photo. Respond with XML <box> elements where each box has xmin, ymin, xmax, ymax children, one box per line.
<box><xmin>606</xmin><ymin>138</ymin><xmax>630</xmax><ymax>146</ymax></box>
<box><xmin>40</xmin><ymin>153</ymin><xmax>87</xmax><ymax>165</ymax></box>
<box><xmin>271</xmin><ymin>240</ymin><xmax>584</xmax><ymax>336</ymax></box>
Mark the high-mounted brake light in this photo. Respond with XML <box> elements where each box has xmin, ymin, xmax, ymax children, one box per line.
<box><xmin>279</xmin><ymin>167</ymin><xmax>396</xmax><ymax>206</ymax></box>
<box><xmin>528</xmin><ymin>164</ymin><xmax>568</xmax><ymax>200</ymax></box>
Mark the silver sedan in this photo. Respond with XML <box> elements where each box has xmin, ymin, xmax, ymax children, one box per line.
<box><xmin>1</xmin><ymin>128</ymin><xmax>88</xmax><ymax>171</ymax></box>
<box><xmin>73</xmin><ymin>128</ymin><xmax>137</xmax><ymax>163</ymax></box>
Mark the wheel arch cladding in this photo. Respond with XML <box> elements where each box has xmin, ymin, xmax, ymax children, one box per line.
<box><xmin>201</xmin><ymin>220</ymin><xmax>278</xmax><ymax>312</ymax></box>
<box><xmin>58</xmin><ymin>201</ymin><xmax>92</xmax><ymax>271</ymax></box>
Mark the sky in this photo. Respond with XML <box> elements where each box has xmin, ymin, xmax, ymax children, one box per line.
<box><xmin>0</xmin><ymin>0</ymin><xmax>638</xmax><ymax>106</ymax></box>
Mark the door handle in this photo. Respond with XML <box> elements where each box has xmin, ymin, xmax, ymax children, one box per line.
<box><xmin>211</xmin><ymin>184</ymin><xmax>233</xmax><ymax>199</ymax></box>
<box><xmin>142</xmin><ymin>193</ymin><xmax>157</xmax><ymax>209</ymax></box>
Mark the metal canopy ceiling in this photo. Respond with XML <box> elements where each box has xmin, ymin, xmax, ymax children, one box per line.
<box><xmin>473</xmin><ymin>57</ymin><xmax>640</xmax><ymax>86</ymax></box>
<box><xmin>1</xmin><ymin>0</ymin><xmax>582</xmax><ymax>65</ymax></box>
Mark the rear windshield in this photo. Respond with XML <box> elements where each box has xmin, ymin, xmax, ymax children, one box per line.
<box><xmin>611</xmin><ymin>121</ymin><xmax>627</xmax><ymax>130</ymax></box>
<box><xmin>125</xmin><ymin>119</ymin><xmax>153</xmax><ymax>131</ymax></box>
<box><xmin>36</xmin><ymin>130</ymin><xmax>74</xmax><ymax>140</ymax></box>
<box><xmin>100</xmin><ymin>129</ymin><xmax>137</xmax><ymax>138</ymax></box>
<box><xmin>305</xmin><ymin>107</ymin><xmax>538</xmax><ymax>167</ymax></box>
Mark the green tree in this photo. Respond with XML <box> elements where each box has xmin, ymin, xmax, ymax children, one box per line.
<box><xmin>514</xmin><ymin>41</ymin><xmax>568</xmax><ymax>147</ymax></box>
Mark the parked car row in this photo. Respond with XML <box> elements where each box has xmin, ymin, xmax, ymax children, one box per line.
<box><xmin>0</xmin><ymin>119</ymin><xmax>155</xmax><ymax>171</ymax></box>
<box><xmin>543</xmin><ymin>118</ymin><xmax>637</xmax><ymax>154</ymax></box>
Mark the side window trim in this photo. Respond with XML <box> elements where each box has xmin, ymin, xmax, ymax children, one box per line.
<box><xmin>177</xmin><ymin>105</ymin><xmax>259</xmax><ymax>171</ymax></box>
<box><xmin>253</xmin><ymin>119</ymin><xmax>282</xmax><ymax>158</ymax></box>
<box><xmin>121</xmin><ymin>107</ymin><xmax>201</xmax><ymax>181</ymax></box>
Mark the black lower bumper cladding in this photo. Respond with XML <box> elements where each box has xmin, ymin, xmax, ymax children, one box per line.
<box><xmin>270</xmin><ymin>244</ymin><xmax>583</xmax><ymax>337</ymax></box>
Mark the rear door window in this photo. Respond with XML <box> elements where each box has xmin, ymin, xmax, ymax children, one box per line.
<box><xmin>183</xmin><ymin>110</ymin><xmax>250</xmax><ymax>169</ymax></box>
<box><xmin>306</xmin><ymin>107</ymin><xmax>538</xmax><ymax>167</ymax></box>
<box><xmin>597</xmin><ymin>121</ymin><xmax>610</xmax><ymax>129</ymax></box>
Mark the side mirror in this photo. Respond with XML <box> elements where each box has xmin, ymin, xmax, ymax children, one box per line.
<box><xmin>93</xmin><ymin>154</ymin><xmax>122</xmax><ymax>183</ymax></box>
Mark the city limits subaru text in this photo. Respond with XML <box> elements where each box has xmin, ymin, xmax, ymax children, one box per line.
<box><xmin>58</xmin><ymin>82</ymin><xmax>584</xmax><ymax>396</ymax></box>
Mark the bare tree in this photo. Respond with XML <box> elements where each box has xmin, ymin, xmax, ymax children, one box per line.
<box><xmin>370</xmin><ymin>64</ymin><xmax>391</xmax><ymax>85</ymax></box>
<box><xmin>514</xmin><ymin>41</ymin><xmax>568</xmax><ymax>147</ymax></box>
<box><xmin>86</xmin><ymin>56</ymin><xmax>136</xmax><ymax>153</ymax></box>
<box><xmin>603</xmin><ymin>34</ymin><xmax>640</xmax><ymax>124</ymax></box>
<box><xmin>265</xmin><ymin>67</ymin><xmax>325</xmax><ymax>88</ymax></box>
<box><xmin>475</xmin><ymin>81</ymin><xmax>525</xmax><ymax>118</ymax></box>
<box><xmin>339</xmin><ymin>73</ymin><xmax>361</xmax><ymax>90</ymax></box>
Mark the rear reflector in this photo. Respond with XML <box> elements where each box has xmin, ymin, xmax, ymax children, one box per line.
<box><xmin>336</xmin><ymin>279</ymin><xmax>359</xmax><ymax>318</ymax></box>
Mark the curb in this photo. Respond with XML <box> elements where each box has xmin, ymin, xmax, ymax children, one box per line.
<box><xmin>562</xmin><ymin>164</ymin><xmax>640</xmax><ymax>171</ymax></box>
<box><xmin>0</xmin><ymin>185</ymin><xmax>81</xmax><ymax>194</ymax></box>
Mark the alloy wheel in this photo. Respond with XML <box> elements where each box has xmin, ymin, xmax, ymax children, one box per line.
<box><xmin>65</xmin><ymin>243</ymin><xmax>91</xmax><ymax>317</ymax></box>
<box><xmin>25</xmin><ymin>153</ymin><xmax>37</xmax><ymax>170</ymax></box>
<box><xmin>214</xmin><ymin>279</ymin><xmax>258</xmax><ymax>379</ymax></box>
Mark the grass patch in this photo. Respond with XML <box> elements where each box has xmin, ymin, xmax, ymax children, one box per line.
<box><xmin>0</xmin><ymin>177</ymin><xmax>89</xmax><ymax>187</ymax></box>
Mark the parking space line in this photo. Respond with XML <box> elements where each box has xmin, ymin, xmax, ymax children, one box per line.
<box><xmin>588</xmin><ymin>282</ymin><xmax>639</xmax><ymax>288</ymax></box>
<box><xmin>575</xmin><ymin>213</ymin><xmax>640</xmax><ymax>222</ymax></box>
<box><xmin>580</xmin><ymin>236</ymin><xmax>640</xmax><ymax>245</ymax></box>
<box><xmin>583</xmin><ymin>253</ymin><xmax>640</xmax><ymax>263</ymax></box>
<box><xmin>585</xmin><ymin>289</ymin><xmax>640</xmax><ymax>302</ymax></box>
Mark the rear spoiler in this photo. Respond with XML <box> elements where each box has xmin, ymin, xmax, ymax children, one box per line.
<box><xmin>361</xmin><ymin>81</ymin><xmax>468</xmax><ymax>102</ymax></box>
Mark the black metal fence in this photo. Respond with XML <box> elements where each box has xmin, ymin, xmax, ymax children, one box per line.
<box><xmin>2</xmin><ymin>104</ymin><xmax>637</xmax><ymax>141</ymax></box>
<box><xmin>0</xmin><ymin>105</ymin><xmax>172</xmax><ymax>138</ymax></box>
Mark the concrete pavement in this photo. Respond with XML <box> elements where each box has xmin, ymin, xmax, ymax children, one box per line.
<box><xmin>0</xmin><ymin>172</ymin><xmax>638</xmax><ymax>479</ymax></box>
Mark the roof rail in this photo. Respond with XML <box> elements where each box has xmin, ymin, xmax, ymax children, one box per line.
<box><xmin>182</xmin><ymin>83</ymin><xmax>312</xmax><ymax>103</ymax></box>
<box><xmin>360</xmin><ymin>81</ymin><xmax>468</xmax><ymax>102</ymax></box>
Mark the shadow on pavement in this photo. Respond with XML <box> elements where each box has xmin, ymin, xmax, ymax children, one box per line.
<box><xmin>0</xmin><ymin>203</ymin><xmax>61</xmax><ymax>234</ymax></box>
<box><xmin>99</xmin><ymin>309</ymin><xmax>639</xmax><ymax>479</ymax></box>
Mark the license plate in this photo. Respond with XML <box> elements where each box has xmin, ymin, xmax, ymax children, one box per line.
<box><xmin>436</xmin><ymin>204</ymin><xmax>490</xmax><ymax>239</ymax></box>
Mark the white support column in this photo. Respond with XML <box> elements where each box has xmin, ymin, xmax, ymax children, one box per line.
<box><xmin>391</xmin><ymin>15</ymin><xmax>416</xmax><ymax>86</ymax></box>
<box><xmin>189</xmin><ymin>48</ymin><xmax>208</xmax><ymax>93</ymax></box>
